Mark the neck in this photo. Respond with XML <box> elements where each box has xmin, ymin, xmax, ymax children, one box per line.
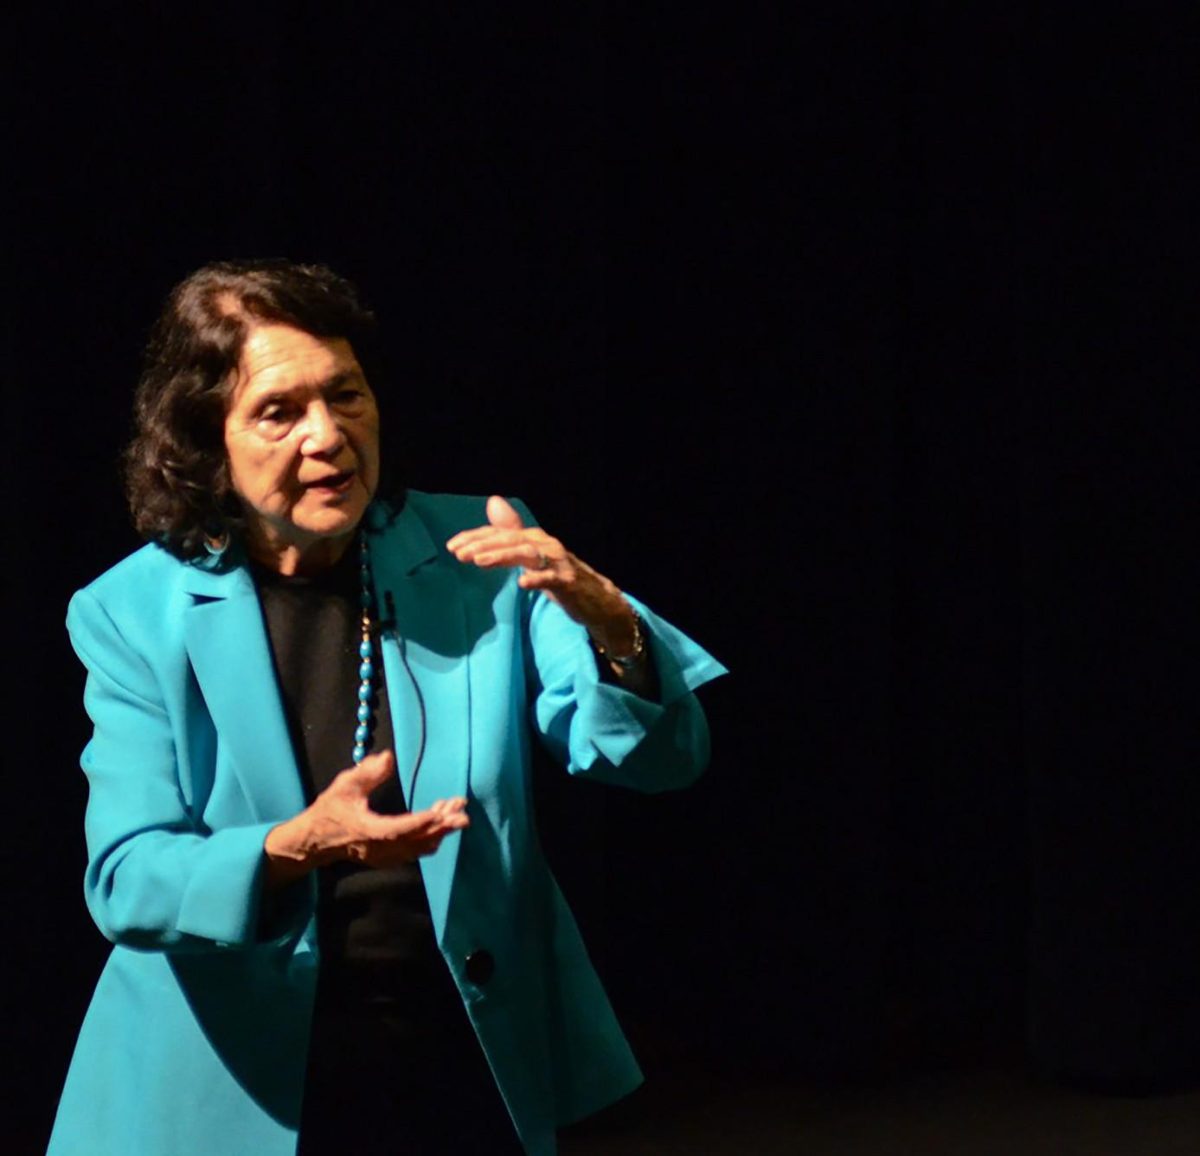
<box><xmin>245</xmin><ymin>528</ymin><xmax>357</xmax><ymax>577</ymax></box>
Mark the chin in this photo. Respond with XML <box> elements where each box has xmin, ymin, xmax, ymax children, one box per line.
<box><xmin>289</xmin><ymin>480</ymin><xmax>374</xmax><ymax>539</ymax></box>
<box><xmin>307</xmin><ymin>513</ymin><xmax>364</xmax><ymax>541</ymax></box>
<box><xmin>293</xmin><ymin>503</ymin><xmax>364</xmax><ymax>540</ymax></box>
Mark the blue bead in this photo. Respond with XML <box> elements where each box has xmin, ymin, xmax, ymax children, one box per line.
<box><xmin>357</xmin><ymin>703</ymin><xmax>371</xmax><ymax>722</ymax></box>
<box><xmin>352</xmin><ymin>744</ymin><xmax>366</xmax><ymax>763</ymax></box>
<box><xmin>355</xmin><ymin>724</ymin><xmax>370</xmax><ymax>744</ymax></box>
<box><xmin>358</xmin><ymin>684</ymin><xmax>372</xmax><ymax>702</ymax></box>
<box><xmin>359</xmin><ymin>639</ymin><xmax>373</xmax><ymax>658</ymax></box>
<box><xmin>359</xmin><ymin>661</ymin><xmax>373</xmax><ymax>680</ymax></box>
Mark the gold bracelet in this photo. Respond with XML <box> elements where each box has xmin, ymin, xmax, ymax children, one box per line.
<box><xmin>590</xmin><ymin>612</ymin><xmax>647</xmax><ymax>669</ymax></box>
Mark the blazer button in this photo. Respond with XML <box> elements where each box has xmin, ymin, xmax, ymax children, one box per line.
<box><xmin>464</xmin><ymin>949</ymin><xmax>495</xmax><ymax>985</ymax></box>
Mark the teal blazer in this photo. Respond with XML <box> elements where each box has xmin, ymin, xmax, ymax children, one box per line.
<box><xmin>49</xmin><ymin>492</ymin><xmax>726</xmax><ymax>1156</ymax></box>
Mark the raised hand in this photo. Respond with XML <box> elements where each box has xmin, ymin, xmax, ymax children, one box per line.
<box><xmin>263</xmin><ymin>751</ymin><xmax>469</xmax><ymax>886</ymax></box>
<box><xmin>445</xmin><ymin>496</ymin><xmax>640</xmax><ymax>657</ymax></box>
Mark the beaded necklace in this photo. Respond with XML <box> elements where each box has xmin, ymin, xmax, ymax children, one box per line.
<box><xmin>353</xmin><ymin>535</ymin><xmax>376</xmax><ymax>764</ymax></box>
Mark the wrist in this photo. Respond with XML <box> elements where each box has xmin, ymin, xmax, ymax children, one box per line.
<box><xmin>263</xmin><ymin>816</ymin><xmax>320</xmax><ymax>888</ymax></box>
<box><xmin>589</xmin><ymin>607</ymin><xmax>647</xmax><ymax>669</ymax></box>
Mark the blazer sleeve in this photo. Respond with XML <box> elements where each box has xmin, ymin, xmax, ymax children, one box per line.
<box><xmin>513</xmin><ymin>503</ymin><xmax>728</xmax><ymax>791</ymax></box>
<box><xmin>67</xmin><ymin>587</ymin><xmax>307</xmax><ymax>953</ymax></box>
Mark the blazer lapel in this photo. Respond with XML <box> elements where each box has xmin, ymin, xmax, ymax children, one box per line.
<box><xmin>367</xmin><ymin>502</ymin><xmax>471</xmax><ymax>944</ymax></box>
<box><xmin>182</xmin><ymin>562</ymin><xmax>307</xmax><ymax>825</ymax></box>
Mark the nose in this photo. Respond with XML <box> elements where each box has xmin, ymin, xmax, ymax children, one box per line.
<box><xmin>299</xmin><ymin>400</ymin><xmax>347</xmax><ymax>456</ymax></box>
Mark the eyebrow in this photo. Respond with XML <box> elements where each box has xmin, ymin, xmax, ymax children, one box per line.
<box><xmin>320</xmin><ymin>370</ymin><xmax>365</xmax><ymax>393</ymax></box>
<box><xmin>249</xmin><ymin>369</ymin><xmax>364</xmax><ymax>408</ymax></box>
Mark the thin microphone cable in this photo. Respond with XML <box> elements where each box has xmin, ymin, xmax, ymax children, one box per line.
<box><xmin>384</xmin><ymin>590</ymin><xmax>428</xmax><ymax>807</ymax></box>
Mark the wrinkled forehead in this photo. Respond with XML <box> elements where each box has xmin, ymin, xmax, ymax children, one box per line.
<box><xmin>229</xmin><ymin>323</ymin><xmax>362</xmax><ymax>405</ymax></box>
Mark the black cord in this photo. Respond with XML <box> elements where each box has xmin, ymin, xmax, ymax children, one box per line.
<box><xmin>383</xmin><ymin>589</ymin><xmax>428</xmax><ymax>808</ymax></box>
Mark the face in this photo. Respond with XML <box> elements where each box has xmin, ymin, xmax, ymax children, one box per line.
<box><xmin>223</xmin><ymin>324</ymin><xmax>380</xmax><ymax>573</ymax></box>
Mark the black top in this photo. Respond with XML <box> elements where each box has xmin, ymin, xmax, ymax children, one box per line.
<box><xmin>252</xmin><ymin>545</ymin><xmax>443</xmax><ymax>986</ymax></box>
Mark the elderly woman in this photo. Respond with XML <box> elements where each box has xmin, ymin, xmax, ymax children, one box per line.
<box><xmin>49</xmin><ymin>260</ymin><xmax>725</xmax><ymax>1156</ymax></box>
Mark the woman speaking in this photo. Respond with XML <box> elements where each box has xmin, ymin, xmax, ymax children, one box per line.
<box><xmin>49</xmin><ymin>259</ymin><xmax>725</xmax><ymax>1156</ymax></box>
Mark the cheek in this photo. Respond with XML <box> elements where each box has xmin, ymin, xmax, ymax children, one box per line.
<box><xmin>227</xmin><ymin>443</ymin><xmax>294</xmax><ymax>502</ymax></box>
<box><xmin>223</xmin><ymin>448</ymin><xmax>248</xmax><ymax>497</ymax></box>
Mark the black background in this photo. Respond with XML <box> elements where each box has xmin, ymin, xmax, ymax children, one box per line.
<box><xmin>9</xmin><ymin>5</ymin><xmax>1199</xmax><ymax>1149</ymax></box>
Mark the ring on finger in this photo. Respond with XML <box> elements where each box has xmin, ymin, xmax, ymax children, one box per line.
<box><xmin>534</xmin><ymin>552</ymin><xmax>552</xmax><ymax>570</ymax></box>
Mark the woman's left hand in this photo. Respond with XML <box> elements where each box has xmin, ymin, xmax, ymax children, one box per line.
<box><xmin>446</xmin><ymin>495</ymin><xmax>640</xmax><ymax>657</ymax></box>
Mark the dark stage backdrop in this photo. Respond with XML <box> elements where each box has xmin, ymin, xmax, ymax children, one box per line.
<box><xmin>9</xmin><ymin>6</ymin><xmax>1198</xmax><ymax>1150</ymax></box>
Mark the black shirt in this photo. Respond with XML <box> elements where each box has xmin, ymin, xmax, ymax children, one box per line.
<box><xmin>252</xmin><ymin>546</ymin><xmax>441</xmax><ymax>985</ymax></box>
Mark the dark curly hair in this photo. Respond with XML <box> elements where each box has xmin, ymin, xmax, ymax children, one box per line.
<box><xmin>125</xmin><ymin>258</ymin><xmax>401</xmax><ymax>559</ymax></box>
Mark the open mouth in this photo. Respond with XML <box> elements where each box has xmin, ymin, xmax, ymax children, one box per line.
<box><xmin>305</xmin><ymin>469</ymin><xmax>355</xmax><ymax>493</ymax></box>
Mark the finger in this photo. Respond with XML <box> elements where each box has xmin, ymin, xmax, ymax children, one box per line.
<box><xmin>444</xmin><ymin>498</ymin><xmax>529</xmax><ymax>552</ymax></box>
<box><xmin>361</xmin><ymin>810</ymin><xmax>442</xmax><ymax>842</ymax></box>
<box><xmin>366</xmin><ymin>803</ymin><xmax>469</xmax><ymax>838</ymax></box>
<box><xmin>425</xmin><ymin>804</ymin><xmax>470</xmax><ymax>831</ymax></box>
<box><xmin>470</xmin><ymin>544</ymin><xmax>559</xmax><ymax>571</ymax></box>
<box><xmin>487</xmin><ymin>494</ymin><xmax>525</xmax><ymax>530</ymax></box>
<box><xmin>448</xmin><ymin>527</ymin><xmax>549</xmax><ymax>562</ymax></box>
<box><xmin>336</xmin><ymin>749</ymin><xmax>396</xmax><ymax>792</ymax></box>
<box><xmin>446</xmin><ymin>525</ymin><xmax>506</xmax><ymax>548</ymax></box>
<box><xmin>349</xmin><ymin>812</ymin><xmax>470</xmax><ymax>867</ymax></box>
<box><xmin>445</xmin><ymin>525</ymin><xmax>489</xmax><ymax>552</ymax></box>
<box><xmin>511</xmin><ymin>556</ymin><xmax>576</xmax><ymax>583</ymax></box>
<box><xmin>447</xmin><ymin>528</ymin><xmax>528</xmax><ymax>561</ymax></box>
<box><xmin>517</xmin><ymin>568</ymin><xmax>577</xmax><ymax>591</ymax></box>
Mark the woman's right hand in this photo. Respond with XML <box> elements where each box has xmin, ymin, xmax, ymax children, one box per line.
<box><xmin>263</xmin><ymin>751</ymin><xmax>468</xmax><ymax>888</ymax></box>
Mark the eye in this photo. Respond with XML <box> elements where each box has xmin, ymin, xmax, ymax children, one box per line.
<box><xmin>257</xmin><ymin>402</ymin><xmax>300</xmax><ymax>427</ymax></box>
